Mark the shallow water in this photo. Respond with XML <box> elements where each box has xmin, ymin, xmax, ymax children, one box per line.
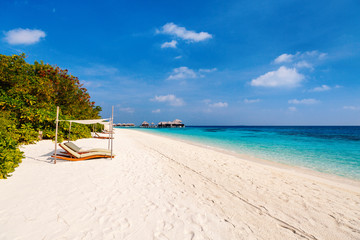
<box><xmin>132</xmin><ymin>126</ymin><xmax>360</xmax><ymax>180</ymax></box>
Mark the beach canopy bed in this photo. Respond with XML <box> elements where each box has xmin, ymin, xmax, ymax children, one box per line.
<box><xmin>53</xmin><ymin>106</ymin><xmax>114</xmax><ymax>163</ymax></box>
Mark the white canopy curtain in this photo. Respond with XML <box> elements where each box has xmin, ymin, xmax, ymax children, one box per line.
<box><xmin>58</xmin><ymin>118</ymin><xmax>110</xmax><ymax>143</ymax></box>
<box><xmin>61</xmin><ymin>119</ymin><xmax>109</xmax><ymax>124</ymax></box>
<box><xmin>102</xmin><ymin>122</ymin><xmax>110</xmax><ymax>132</ymax></box>
<box><xmin>54</xmin><ymin>106</ymin><xmax>114</xmax><ymax>164</ymax></box>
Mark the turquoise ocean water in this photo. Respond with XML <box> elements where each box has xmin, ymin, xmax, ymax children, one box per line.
<box><xmin>133</xmin><ymin>126</ymin><xmax>360</xmax><ymax>180</ymax></box>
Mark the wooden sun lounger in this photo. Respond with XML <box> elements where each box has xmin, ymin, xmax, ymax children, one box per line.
<box><xmin>102</xmin><ymin>130</ymin><xmax>115</xmax><ymax>134</ymax></box>
<box><xmin>93</xmin><ymin>132</ymin><xmax>114</xmax><ymax>139</ymax></box>
<box><xmin>51</xmin><ymin>142</ymin><xmax>114</xmax><ymax>161</ymax></box>
<box><xmin>52</xmin><ymin>154</ymin><xmax>112</xmax><ymax>161</ymax></box>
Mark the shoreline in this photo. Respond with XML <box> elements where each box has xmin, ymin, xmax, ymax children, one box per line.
<box><xmin>134</xmin><ymin>128</ymin><xmax>360</xmax><ymax>189</ymax></box>
<box><xmin>0</xmin><ymin>128</ymin><xmax>359</xmax><ymax>239</ymax></box>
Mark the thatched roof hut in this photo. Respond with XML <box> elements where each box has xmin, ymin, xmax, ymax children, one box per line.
<box><xmin>141</xmin><ymin>121</ymin><xmax>150</xmax><ymax>127</ymax></box>
<box><xmin>173</xmin><ymin>119</ymin><xmax>182</xmax><ymax>124</ymax></box>
<box><xmin>157</xmin><ymin>119</ymin><xmax>185</xmax><ymax>128</ymax></box>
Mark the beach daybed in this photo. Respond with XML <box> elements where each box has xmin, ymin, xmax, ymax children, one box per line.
<box><xmin>53</xmin><ymin>106</ymin><xmax>115</xmax><ymax>164</ymax></box>
<box><xmin>52</xmin><ymin>142</ymin><xmax>115</xmax><ymax>161</ymax></box>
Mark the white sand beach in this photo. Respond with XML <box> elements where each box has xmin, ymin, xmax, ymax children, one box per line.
<box><xmin>0</xmin><ymin>128</ymin><xmax>359</xmax><ymax>240</ymax></box>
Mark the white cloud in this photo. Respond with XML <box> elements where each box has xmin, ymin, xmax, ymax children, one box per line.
<box><xmin>119</xmin><ymin>107</ymin><xmax>135</xmax><ymax>113</ymax></box>
<box><xmin>288</xmin><ymin>106</ymin><xmax>297</xmax><ymax>111</ymax></box>
<box><xmin>244</xmin><ymin>98</ymin><xmax>260</xmax><ymax>103</ymax></box>
<box><xmin>288</xmin><ymin>98</ymin><xmax>319</xmax><ymax>104</ymax></box>
<box><xmin>294</xmin><ymin>60</ymin><xmax>313</xmax><ymax>69</ymax></box>
<box><xmin>274</xmin><ymin>53</ymin><xmax>294</xmax><ymax>64</ymax></box>
<box><xmin>174</xmin><ymin>55</ymin><xmax>182</xmax><ymax>59</ymax></box>
<box><xmin>251</xmin><ymin>66</ymin><xmax>304</xmax><ymax>88</ymax></box>
<box><xmin>167</xmin><ymin>66</ymin><xmax>217</xmax><ymax>80</ymax></box>
<box><xmin>255</xmin><ymin>51</ymin><xmax>327</xmax><ymax>90</ymax></box>
<box><xmin>4</xmin><ymin>28</ymin><xmax>46</xmax><ymax>45</ymax></box>
<box><xmin>303</xmin><ymin>50</ymin><xmax>324</xmax><ymax>59</ymax></box>
<box><xmin>158</xmin><ymin>22</ymin><xmax>212</xmax><ymax>42</ymax></box>
<box><xmin>209</xmin><ymin>102</ymin><xmax>228</xmax><ymax>108</ymax></box>
<box><xmin>168</xmin><ymin>66</ymin><xmax>197</xmax><ymax>80</ymax></box>
<box><xmin>79</xmin><ymin>65</ymin><xmax>118</xmax><ymax>76</ymax></box>
<box><xmin>81</xmin><ymin>80</ymin><xmax>102</xmax><ymax>88</ymax></box>
<box><xmin>319</xmin><ymin>53</ymin><xmax>327</xmax><ymax>59</ymax></box>
<box><xmin>310</xmin><ymin>85</ymin><xmax>331</xmax><ymax>92</ymax></box>
<box><xmin>152</xmin><ymin>94</ymin><xmax>185</xmax><ymax>106</ymax></box>
<box><xmin>152</xmin><ymin>109</ymin><xmax>161</xmax><ymax>113</ymax></box>
<box><xmin>199</xmin><ymin>68</ymin><xmax>217</xmax><ymax>73</ymax></box>
<box><xmin>274</xmin><ymin>51</ymin><xmax>326</xmax><ymax>65</ymax></box>
<box><xmin>343</xmin><ymin>106</ymin><xmax>360</xmax><ymax>111</ymax></box>
<box><xmin>204</xmin><ymin>100</ymin><xmax>228</xmax><ymax>112</ymax></box>
<box><xmin>161</xmin><ymin>40</ymin><xmax>177</xmax><ymax>48</ymax></box>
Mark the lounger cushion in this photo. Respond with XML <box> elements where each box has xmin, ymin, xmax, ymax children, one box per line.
<box><xmin>60</xmin><ymin>143</ymin><xmax>81</xmax><ymax>158</ymax></box>
<box><xmin>64</xmin><ymin>142</ymin><xmax>111</xmax><ymax>153</ymax></box>
<box><xmin>64</xmin><ymin>142</ymin><xmax>81</xmax><ymax>152</ymax></box>
<box><xmin>86</xmin><ymin>148</ymin><xmax>111</xmax><ymax>153</ymax></box>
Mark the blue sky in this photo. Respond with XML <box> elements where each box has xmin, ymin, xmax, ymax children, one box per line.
<box><xmin>1</xmin><ymin>0</ymin><xmax>360</xmax><ymax>125</ymax></box>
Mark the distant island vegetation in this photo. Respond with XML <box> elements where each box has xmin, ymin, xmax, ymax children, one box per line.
<box><xmin>0</xmin><ymin>53</ymin><xmax>102</xmax><ymax>178</ymax></box>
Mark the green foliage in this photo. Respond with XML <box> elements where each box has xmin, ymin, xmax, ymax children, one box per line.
<box><xmin>16</xmin><ymin>123</ymin><xmax>39</xmax><ymax>143</ymax></box>
<box><xmin>0</xmin><ymin>53</ymin><xmax>102</xmax><ymax>178</ymax></box>
<box><xmin>0</xmin><ymin>112</ymin><xmax>23</xmax><ymax>179</ymax></box>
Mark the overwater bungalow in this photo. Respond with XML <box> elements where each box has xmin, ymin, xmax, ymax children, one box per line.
<box><xmin>157</xmin><ymin>119</ymin><xmax>185</xmax><ymax>128</ymax></box>
<box><xmin>141</xmin><ymin>121</ymin><xmax>150</xmax><ymax>128</ymax></box>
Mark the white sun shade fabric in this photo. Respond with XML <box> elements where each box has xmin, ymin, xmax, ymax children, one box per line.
<box><xmin>59</xmin><ymin>119</ymin><xmax>109</xmax><ymax>125</ymax></box>
<box><xmin>101</xmin><ymin>122</ymin><xmax>110</xmax><ymax>131</ymax></box>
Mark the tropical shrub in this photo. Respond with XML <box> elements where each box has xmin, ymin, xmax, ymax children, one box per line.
<box><xmin>0</xmin><ymin>53</ymin><xmax>102</xmax><ymax>178</ymax></box>
<box><xmin>0</xmin><ymin>112</ymin><xmax>23</xmax><ymax>179</ymax></box>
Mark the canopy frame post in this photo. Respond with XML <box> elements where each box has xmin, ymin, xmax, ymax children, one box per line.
<box><xmin>54</xmin><ymin>106</ymin><xmax>59</xmax><ymax>164</ymax></box>
<box><xmin>108</xmin><ymin>124</ymin><xmax>110</xmax><ymax>150</ymax></box>
<box><xmin>68</xmin><ymin>121</ymin><xmax>72</xmax><ymax>142</ymax></box>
